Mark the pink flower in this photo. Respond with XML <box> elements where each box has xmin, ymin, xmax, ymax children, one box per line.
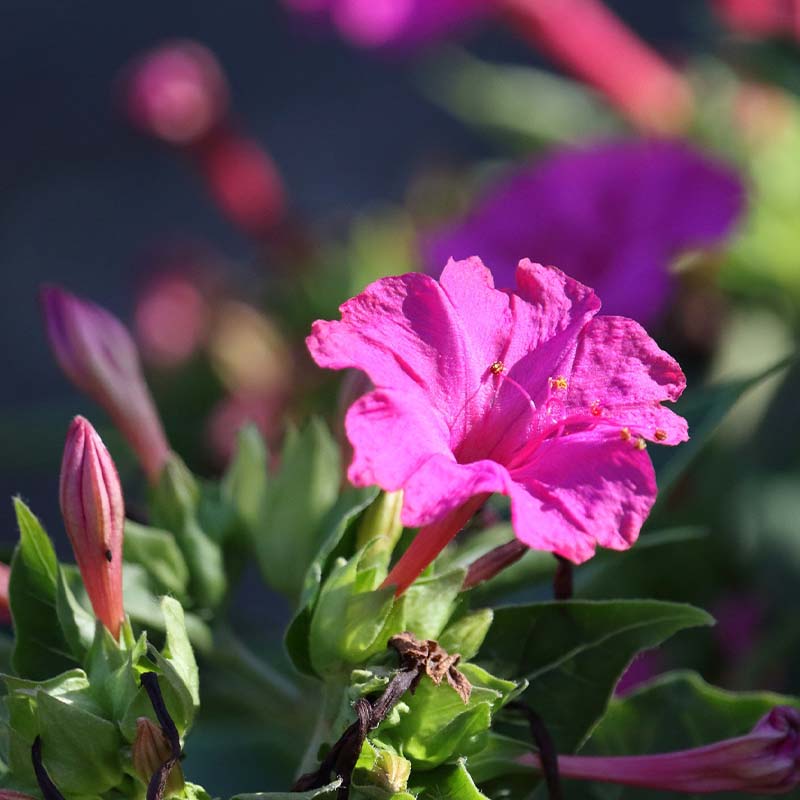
<box><xmin>41</xmin><ymin>285</ymin><xmax>170</xmax><ymax>483</ymax></box>
<box><xmin>122</xmin><ymin>40</ymin><xmax>229</xmax><ymax>145</ymax></box>
<box><xmin>714</xmin><ymin>0</ymin><xmax>800</xmax><ymax>42</ymax></box>
<box><xmin>522</xmin><ymin>706</ymin><xmax>800</xmax><ymax>794</ymax></box>
<box><xmin>59</xmin><ymin>416</ymin><xmax>125</xmax><ymax>639</ymax></box>
<box><xmin>307</xmin><ymin>257</ymin><xmax>687</xmax><ymax>593</ymax></box>
<box><xmin>423</xmin><ymin>139</ymin><xmax>744</xmax><ymax>327</ymax></box>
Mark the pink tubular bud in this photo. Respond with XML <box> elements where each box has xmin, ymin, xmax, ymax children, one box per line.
<box><xmin>59</xmin><ymin>416</ymin><xmax>125</xmax><ymax>639</ymax></box>
<box><xmin>123</xmin><ymin>40</ymin><xmax>229</xmax><ymax>145</ymax></box>
<box><xmin>521</xmin><ymin>706</ymin><xmax>800</xmax><ymax>794</ymax></box>
<box><xmin>496</xmin><ymin>0</ymin><xmax>694</xmax><ymax>134</ymax></box>
<box><xmin>0</xmin><ymin>562</ymin><xmax>10</xmax><ymax>625</ymax></box>
<box><xmin>41</xmin><ymin>285</ymin><xmax>170</xmax><ymax>483</ymax></box>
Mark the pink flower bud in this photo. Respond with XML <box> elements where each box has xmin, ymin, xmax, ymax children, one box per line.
<box><xmin>59</xmin><ymin>416</ymin><xmax>125</xmax><ymax>639</ymax></box>
<box><xmin>41</xmin><ymin>285</ymin><xmax>170</xmax><ymax>482</ymax></box>
<box><xmin>498</xmin><ymin>0</ymin><xmax>693</xmax><ymax>134</ymax></box>
<box><xmin>522</xmin><ymin>706</ymin><xmax>800</xmax><ymax>794</ymax></box>
<box><xmin>123</xmin><ymin>40</ymin><xmax>229</xmax><ymax>145</ymax></box>
<box><xmin>0</xmin><ymin>562</ymin><xmax>10</xmax><ymax>626</ymax></box>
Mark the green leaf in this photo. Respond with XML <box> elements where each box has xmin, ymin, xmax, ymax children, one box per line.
<box><xmin>55</xmin><ymin>566</ymin><xmax>96</xmax><ymax>661</ymax></box>
<box><xmin>567</xmin><ymin>671</ymin><xmax>800</xmax><ymax>800</ymax></box>
<box><xmin>221</xmin><ymin>423</ymin><xmax>269</xmax><ymax>536</ymax></box>
<box><xmin>439</xmin><ymin>608</ymin><xmax>494</xmax><ymax>662</ymax></box>
<box><xmin>255</xmin><ymin>418</ymin><xmax>341</xmax><ymax>600</ymax></box>
<box><xmin>410</xmin><ymin>759</ymin><xmax>490</xmax><ymax>799</ymax></box>
<box><xmin>479</xmin><ymin>600</ymin><xmax>714</xmax><ymax>753</ymax></box>
<box><xmin>285</xmin><ymin>486</ymin><xmax>379</xmax><ymax>676</ymax></box>
<box><xmin>309</xmin><ymin>543</ymin><xmax>398</xmax><ymax>676</ymax></box>
<box><xmin>232</xmin><ymin>780</ymin><xmax>342</xmax><ymax>800</ymax></box>
<box><xmin>401</xmin><ymin>568</ymin><xmax>466</xmax><ymax>642</ymax></box>
<box><xmin>36</xmin><ymin>690</ymin><xmax>123</xmax><ymax>793</ymax></box>
<box><xmin>123</xmin><ymin>520</ymin><xmax>190</xmax><ymax>600</ymax></box>
<box><xmin>651</xmin><ymin>357</ymin><xmax>792</xmax><ymax>501</ymax></box>
<box><xmin>9</xmin><ymin>498</ymin><xmax>76</xmax><ymax>679</ymax></box>
<box><xmin>376</xmin><ymin>663</ymin><xmax>517</xmax><ymax>770</ymax></box>
<box><xmin>160</xmin><ymin>596</ymin><xmax>199</xmax><ymax>709</ymax></box>
<box><xmin>150</xmin><ymin>455</ymin><xmax>227</xmax><ymax>610</ymax></box>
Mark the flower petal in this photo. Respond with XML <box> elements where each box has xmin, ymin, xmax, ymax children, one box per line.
<box><xmin>566</xmin><ymin>315</ymin><xmax>688</xmax><ymax>444</ymax></box>
<box><xmin>508</xmin><ymin>430</ymin><xmax>657</xmax><ymax>563</ymax></box>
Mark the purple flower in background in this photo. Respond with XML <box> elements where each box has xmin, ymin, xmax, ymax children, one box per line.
<box><xmin>423</xmin><ymin>139</ymin><xmax>744</xmax><ymax>326</ymax></box>
<box><xmin>282</xmin><ymin>0</ymin><xmax>487</xmax><ymax>49</ymax></box>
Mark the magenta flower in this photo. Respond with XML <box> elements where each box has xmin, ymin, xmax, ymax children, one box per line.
<box><xmin>522</xmin><ymin>706</ymin><xmax>800</xmax><ymax>794</ymax></box>
<box><xmin>41</xmin><ymin>285</ymin><xmax>170</xmax><ymax>483</ymax></box>
<box><xmin>308</xmin><ymin>257</ymin><xmax>687</xmax><ymax>593</ymax></box>
<box><xmin>60</xmin><ymin>416</ymin><xmax>125</xmax><ymax>639</ymax></box>
<box><xmin>283</xmin><ymin>0</ymin><xmax>487</xmax><ymax>49</ymax></box>
<box><xmin>423</xmin><ymin>140</ymin><xmax>744</xmax><ymax>326</ymax></box>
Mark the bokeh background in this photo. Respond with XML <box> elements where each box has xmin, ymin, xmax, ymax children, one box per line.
<box><xmin>5</xmin><ymin>1</ymin><xmax>800</xmax><ymax>794</ymax></box>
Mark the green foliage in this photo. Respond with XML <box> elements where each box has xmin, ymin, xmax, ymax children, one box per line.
<box><xmin>410</xmin><ymin>759</ymin><xmax>490</xmax><ymax>800</ymax></box>
<box><xmin>124</xmin><ymin>519</ymin><xmax>191</xmax><ymax>600</ymax></box>
<box><xmin>479</xmin><ymin>600</ymin><xmax>714</xmax><ymax>752</ymax></box>
<box><xmin>221</xmin><ymin>424</ymin><xmax>270</xmax><ymax>538</ymax></box>
<box><xmin>232</xmin><ymin>781</ymin><xmax>343</xmax><ymax>800</ymax></box>
<box><xmin>254</xmin><ymin>418</ymin><xmax>341</xmax><ymax>600</ymax></box>
<box><xmin>150</xmin><ymin>454</ymin><xmax>227</xmax><ymax>611</ymax></box>
<box><xmin>9</xmin><ymin>498</ymin><xmax>76</xmax><ymax>680</ymax></box>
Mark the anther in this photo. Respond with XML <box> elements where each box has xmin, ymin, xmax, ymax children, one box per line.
<box><xmin>654</xmin><ymin>429</ymin><xmax>667</xmax><ymax>441</ymax></box>
<box><xmin>619</xmin><ymin>427</ymin><xmax>631</xmax><ymax>441</ymax></box>
<box><xmin>590</xmin><ymin>401</ymin><xmax>602</xmax><ymax>417</ymax></box>
<box><xmin>635</xmin><ymin>437</ymin><xmax>647</xmax><ymax>450</ymax></box>
<box><xmin>549</xmin><ymin>375</ymin><xmax>568</xmax><ymax>391</ymax></box>
<box><xmin>490</xmin><ymin>361</ymin><xmax>505</xmax><ymax>375</ymax></box>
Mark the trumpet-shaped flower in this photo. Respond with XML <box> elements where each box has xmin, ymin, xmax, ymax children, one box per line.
<box><xmin>308</xmin><ymin>257</ymin><xmax>687</xmax><ymax>593</ymax></box>
<box><xmin>423</xmin><ymin>140</ymin><xmax>744</xmax><ymax>326</ymax></box>
<box><xmin>41</xmin><ymin>285</ymin><xmax>170</xmax><ymax>483</ymax></box>
<box><xmin>522</xmin><ymin>705</ymin><xmax>800</xmax><ymax>794</ymax></box>
<box><xmin>59</xmin><ymin>416</ymin><xmax>125</xmax><ymax>639</ymax></box>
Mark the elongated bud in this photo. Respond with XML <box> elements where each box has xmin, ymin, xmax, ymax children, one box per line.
<box><xmin>0</xmin><ymin>562</ymin><xmax>10</xmax><ymax>625</ymax></box>
<box><xmin>521</xmin><ymin>705</ymin><xmax>800</xmax><ymax>794</ymax></box>
<box><xmin>41</xmin><ymin>285</ymin><xmax>170</xmax><ymax>482</ymax></box>
<box><xmin>132</xmin><ymin>718</ymin><xmax>185</xmax><ymax>797</ymax></box>
<box><xmin>497</xmin><ymin>0</ymin><xmax>693</xmax><ymax>133</ymax></box>
<box><xmin>59</xmin><ymin>417</ymin><xmax>125</xmax><ymax>639</ymax></box>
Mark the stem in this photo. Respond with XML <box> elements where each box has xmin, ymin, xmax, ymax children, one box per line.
<box><xmin>463</xmin><ymin>539</ymin><xmax>528</xmax><ymax>589</ymax></box>
<box><xmin>553</xmin><ymin>555</ymin><xmax>573</xmax><ymax>600</ymax></box>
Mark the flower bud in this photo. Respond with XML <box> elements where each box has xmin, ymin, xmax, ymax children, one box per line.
<box><xmin>132</xmin><ymin>717</ymin><xmax>185</xmax><ymax>797</ymax></box>
<box><xmin>0</xmin><ymin>562</ymin><xmax>10</xmax><ymax>626</ymax></box>
<box><xmin>521</xmin><ymin>705</ymin><xmax>800</xmax><ymax>794</ymax></box>
<box><xmin>59</xmin><ymin>416</ymin><xmax>125</xmax><ymax>639</ymax></box>
<box><xmin>41</xmin><ymin>285</ymin><xmax>170</xmax><ymax>482</ymax></box>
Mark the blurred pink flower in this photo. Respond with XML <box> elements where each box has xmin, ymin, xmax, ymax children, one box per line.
<box><xmin>59</xmin><ymin>417</ymin><xmax>125</xmax><ymax>639</ymax></box>
<box><xmin>122</xmin><ymin>40</ymin><xmax>229</xmax><ymax>145</ymax></box>
<box><xmin>715</xmin><ymin>0</ymin><xmax>800</xmax><ymax>41</ymax></box>
<box><xmin>713</xmin><ymin>593</ymin><xmax>765</xmax><ymax>664</ymax></box>
<box><xmin>135</xmin><ymin>272</ymin><xmax>210</xmax><ymax>368</ymax></box>
<box><xmin>614</xmin><ymin>649</ymin><xmax>663</xmax><ymax>696</ymax></box>
<box><xmin>522</xmin><ymin>706</ymin><xmax>800</xmax><ymax>794</ymax></box>
<box><xmin>207</xmin><ymin>392</ymin><xmax>285</xmax><ymax>463</ymax></box>
<box><xmin>423</xmin><ymin>140</ymin><xmax>744</xmax><ymax>326</ymax></box>
<box><xmin>41</xmin><ymin>286</ymin><xmax>170</xmax><ymax>483</ymax></box>
<box><xmin>283</xmin><ymin>0</ymin><xmax>487</xmax><ymax>49</ymax></box>
<box><xmin>308</xmin><ymin>257</ymin><xmax>686</xmax><ymax>593</ymax></box>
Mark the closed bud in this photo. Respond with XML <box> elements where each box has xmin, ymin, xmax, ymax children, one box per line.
<box><xmin>59</xmin><ymin>416</ymin><xmax>125</xmax><ymax>639</ymax></box>
<box><xmin>132</xmin><ymin>717</ymin><xmax>185</xmax><ymax>797</ymax></box>
<box><xmin>41</xmin><ymin>285</ymin><xmax>170</xmax><ymax>482</ymax></box>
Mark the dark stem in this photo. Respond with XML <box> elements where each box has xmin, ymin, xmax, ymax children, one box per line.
<box><xmin>293</xmin><ymin>666</ymin><xmax>421</xmax><ymax>797</ymax></box>
<box><xmin>141</xmin><ymin>672</ymin><xmax>183</xmax><ymax>800</ymax></box>
<box><xmin>553</xmin><ymin>555</ymin><xmax>573</xmax><ymax>600</ymax></box>
<box><xmin>31</xmin><ymin>736</ymin><xmax>67</xmax><ymax>800</ymax></box>
<box><xmin>463</xmin><ymin>539</ymin><xmax>528</xmax><ymax>589</ymax></box>
<box><xmin>507</xmin><ymin>701</ymin><xmax>564</xmax><ymax>800</ymax></box>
